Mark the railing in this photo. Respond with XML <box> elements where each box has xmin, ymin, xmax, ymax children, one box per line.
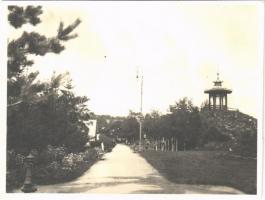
<box><xmin>204</xmin><ymin>106</ymin><xmax>239</xmax><ymax>112</ymax></box>
<box><xmin>227</xmin><ymin>107</ymin><xmax>239</xmax><ymax>111</ymax></box>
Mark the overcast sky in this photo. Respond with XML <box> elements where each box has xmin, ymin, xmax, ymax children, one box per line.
<box><xmin>9</xmin><ymin>2</ymin><xmax>264</xmax><ymax>117</ymax></box>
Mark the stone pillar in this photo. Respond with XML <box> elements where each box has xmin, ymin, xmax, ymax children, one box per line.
<box><xmin>21</xmin><ymin>153</ymin><xmax>37</xmax><ymax>193</ymax></box>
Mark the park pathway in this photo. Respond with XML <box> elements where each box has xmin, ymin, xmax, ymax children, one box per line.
<box><xmin>20</xmin><ymin>144</ymin><xmax>243</xmax><ymax>194</ymax></box>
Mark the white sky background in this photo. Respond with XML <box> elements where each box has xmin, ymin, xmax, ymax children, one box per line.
<box><xmin>8</xmin><ymin>2</ymin><xmax>264</xmax><ymax>117</ymax></box>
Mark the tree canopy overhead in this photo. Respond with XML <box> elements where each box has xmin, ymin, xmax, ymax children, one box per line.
<box><xmin>8</xmin><ymin>6</ymin><xmax>43</xmax><ymax>28</ymax></box>
<box><xmin>8</xmin><ymin>5</ymin><xmax>81</xmax><ymax>107</ymax></box>
<box><xmin>7</xmin><ymin>6</ymin><xmax>90</xmax><ymax>153</ymax></box>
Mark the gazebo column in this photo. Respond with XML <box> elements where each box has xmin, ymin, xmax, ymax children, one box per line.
<box><xmin>222</xmin><ymin>96</ymin><xmax>225</xmax><ymax>109</ymax></box>
<box><xmin>213</xmin><ymin>95</ymin><xmax>216</xmax><ymax>110</ymax></box>
<box><xmin>218</xmin><ymin>95</ymin><xmax>221</xmax><ymax>110</ymax></box>
<box><xmin>225</xmin><ymin>95</ymin><xmax>227</xmax><ymax>109</ymax></box>
<box><xmin>208</xmin><ymin>94</ymin><xmax>211</xmax><ymax>110</ymax></box>
<box><xmin>221</xmin><ymin>96</ymin><xmax>223</xmax><ymax>109</ymax></box>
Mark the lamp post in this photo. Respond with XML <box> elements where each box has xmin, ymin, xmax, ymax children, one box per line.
<box><xmin>136</xmin><ymin>69</ymin><xmax>143</xmax><ymax>151</ymax></box>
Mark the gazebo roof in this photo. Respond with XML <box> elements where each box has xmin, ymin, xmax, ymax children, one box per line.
<box><xmin>204</xmin><ymin>73</ymin><xmax>232</xmax><ymax>94</ymax></box>
<box><xmin>204</xmin><ymin>87</ymin><xmax>232</xmax><ymax>94</ymax></box>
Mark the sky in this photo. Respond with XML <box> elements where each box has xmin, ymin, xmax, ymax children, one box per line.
<box><xmin>8</xmin><ymin>1</ymin><xmax>264</xmax><ymax>117</ymax></box>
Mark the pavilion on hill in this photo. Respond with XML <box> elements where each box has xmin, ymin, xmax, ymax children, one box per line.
<box><xmin>204</xmin><ymin>73</ymin><xmax>232</xmax><ymax>110</ymax></box>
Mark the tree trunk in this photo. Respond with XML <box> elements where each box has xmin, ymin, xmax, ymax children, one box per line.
<box><xmin>171</xmin><ymin>137</ymin><xmax>174</xmax><ymax>152</ymax></box>
<box><xmin>162</xmin><ymin>137</ymin><xmax>165</xmax><ymax>151</ymax></box>
<box><xmin>175</xmin><ymin>138</ymin><xmax>178</xmax><ymax>152</ymax></box>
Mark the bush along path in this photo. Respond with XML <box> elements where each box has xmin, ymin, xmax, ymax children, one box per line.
<box><xmin>6</xmin><ymin>145</ymin><xmax>110</xmax><ymax>192</ymax></box>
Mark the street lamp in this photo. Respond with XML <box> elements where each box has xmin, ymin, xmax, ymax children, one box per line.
<box><xmin>136</xmin><ymin>69</ymin><xmax>143</xmax><ymax>151</ymax></box>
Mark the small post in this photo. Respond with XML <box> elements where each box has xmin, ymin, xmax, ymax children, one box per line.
<box><xmin>21</xmin><ymin>152</ymin><xmax>37</xmax><ymax>193</ymax></box>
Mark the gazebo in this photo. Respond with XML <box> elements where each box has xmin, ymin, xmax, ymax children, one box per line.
<box><xmin>204</xmin><ymin>73</ymin><xmax>232</xmax><ymax>110</ymax></box>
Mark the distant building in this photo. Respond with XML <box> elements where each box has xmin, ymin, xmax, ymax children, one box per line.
<box><xmin>84</xmin><ymin>120</ymin><xmax>97</xmax><ymax>140</ymax></box>
<box><xmin>204</xmin><ymin>73</ymin><xmax>232</xmax><ymax>110</ymax></box>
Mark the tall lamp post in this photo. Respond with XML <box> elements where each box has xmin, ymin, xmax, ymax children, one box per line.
<box><xmin>136</xmin><ymin>69</ymin><xmax>143</xmax><ymax>151</ymax></box>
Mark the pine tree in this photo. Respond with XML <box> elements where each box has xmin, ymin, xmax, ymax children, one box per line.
<box><xmin>8</xmin><ymin>5</ymin><xmax>81</xmax><ymax>107</ymax></box>
<box><xmin>7</xmin><ymin>6</ymin><xmax>89</xmax><ymax>153</ymax></box>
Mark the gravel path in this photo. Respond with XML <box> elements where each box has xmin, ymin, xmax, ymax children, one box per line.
<box><xmin>15</xmin><ymin>144</ymin><xmax>244</xmax><ymax>194</ymax></box>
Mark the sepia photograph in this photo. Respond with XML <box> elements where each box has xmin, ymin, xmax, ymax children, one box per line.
<box><xmin>2</xmin><ymin>0</ymin><xmax>264</xmax><ymax>197</ymax></box>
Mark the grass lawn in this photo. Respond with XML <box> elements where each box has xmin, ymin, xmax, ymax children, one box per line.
<box><xmin>140</xmin><ymin>150</ymin><xmax>257</xmax><ymax>194</ymax></box>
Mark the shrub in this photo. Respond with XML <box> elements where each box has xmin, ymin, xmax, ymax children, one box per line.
<box><xmin>234</xmin><ymin>130</ymin><xmax>257</xmax><ymax>157</ymax></box>
<box><xmin>6</xmin><ymin>150</ymin><xmax>25</xmax><ymax>191</ymax></box>
<box><xmin>38</xmin><ymin>145</ymin><xmax>67</xmax><ymax>164</ymax></box>
<box><xmin>34</xmin><ymin>147</ymin><xmax>99</xmax><ymax>184</ymax></box>
<box><xmin>201</xmin><ymin>126</ymin><xmax>230</xmax><ymax>144</ymax></box>
<box><xmin>7</xmin><ymin>146</ymin><xmax>101</xmax><ymax>191</ymax></box>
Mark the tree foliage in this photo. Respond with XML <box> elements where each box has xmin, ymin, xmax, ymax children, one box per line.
<box><xmin>169</xmin><ymin>98</ymin><xmax>203</xmax><ymax>149</ymax></box>
<box><xmin>7</xmin><ymin>6</ymin><xmax>89</xmax><ymax>154</ymax></box>
<box><xmin>142</xmin><ymin>98</ymin><xmax>203</xmax><ymax>150</ymax></box>
<box><xmin>8</xmin><ymin>6</ymin><xmax>43</xmax><ymax>28</ymax></box>
<box><xmin>8</xmin><ymin>5</ymin><xmax>81</xmax><ymax>106</ymax></box>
